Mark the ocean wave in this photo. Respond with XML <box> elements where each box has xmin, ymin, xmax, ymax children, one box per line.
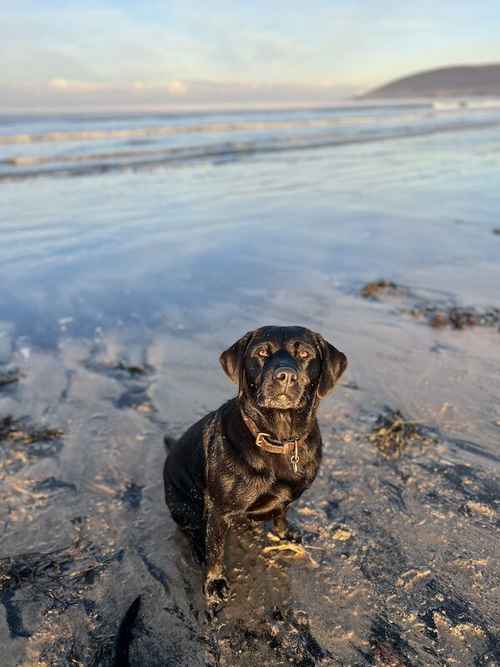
<box><xmin>0</xmin><ymin>112</ymin><xmax>428</xmax><ymax>146</ymax></box>
<box><xmin>2</xmin><ymin>117</ymin><xmax>500</xmax><ymax>182</ymax></box>
<box><xmin>433</xmin><ymin>98</ymin><xmax>500</xmax><ymax>111</ymax></box>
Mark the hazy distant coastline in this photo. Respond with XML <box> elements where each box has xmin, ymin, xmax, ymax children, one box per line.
<box><xmin>362</xmin><ymin>63</ymin><xmax>500</xmax><ymax>99</ymax></box>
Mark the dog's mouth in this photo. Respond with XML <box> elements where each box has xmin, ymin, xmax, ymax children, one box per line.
<box><xmin>251</xmin><ymin>367</ymin><xmax>309</xmax><ymax>410</ymax></box>
<box><xmin>256</xmin><ymin>387</ymin><xmax>304</xmax><ymax>410</ymax></box>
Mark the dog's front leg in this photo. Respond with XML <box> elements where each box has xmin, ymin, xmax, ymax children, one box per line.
<box><xmin>203</xmin><ymin>500</ymin><xmax>231</xmax><ymax>605</ymax></box>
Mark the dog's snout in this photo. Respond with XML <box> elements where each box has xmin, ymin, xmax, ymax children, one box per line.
<box><xmin>273</xmin><ymin>367</ymin><xmax>298</xmax><ymax>385</ymax></box>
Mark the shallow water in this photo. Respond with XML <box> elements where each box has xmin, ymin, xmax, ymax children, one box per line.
<box><xmin>1</xmin><ymin>105</ymin><xmax>500</xmax><ymax>665</ymax></box>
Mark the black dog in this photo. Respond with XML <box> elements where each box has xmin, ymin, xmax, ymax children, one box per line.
<box><xmin>163</xmin><ymin>326</ymin><xmax>347</xmax><ymax>606</ymax></box>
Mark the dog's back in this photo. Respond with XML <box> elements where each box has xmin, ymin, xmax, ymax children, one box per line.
<box><xmin>163</xmin><ymin>412</ymin><xmax>212</xmax><ymax>530</ymax></box>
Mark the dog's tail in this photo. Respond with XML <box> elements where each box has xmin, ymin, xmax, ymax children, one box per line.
<box><xmin>163</xmin><ymin>435</ymin><xmax>176</xmax><ymax>452</ymax></box>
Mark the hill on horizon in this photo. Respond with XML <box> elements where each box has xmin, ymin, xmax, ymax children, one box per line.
<box><xmin>362</xmin><ymin>63</ymin><xmax>500</xmax><ymax>99</ymax></box>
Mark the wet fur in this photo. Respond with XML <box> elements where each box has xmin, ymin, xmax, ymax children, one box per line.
<box><xmin>163</xmin><ymin>325</ymin><xmax>347</xmax><ymax>606</ymax></box>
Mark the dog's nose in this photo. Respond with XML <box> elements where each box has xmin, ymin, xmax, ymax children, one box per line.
<box><xmin>273</xmin><ymin>367</ymin><xmax>298</xmax><ymax>385</ymax></box>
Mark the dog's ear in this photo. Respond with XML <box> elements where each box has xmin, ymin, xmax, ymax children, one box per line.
<box><xmin>315</xmin><ymin>334</ymin><xmax>348</xmax><ymax>399</ymax></box>
<box><xmin>220</xmin><ymin>331</ymin><xmax>253</xmax><ymax>384</ymax></box>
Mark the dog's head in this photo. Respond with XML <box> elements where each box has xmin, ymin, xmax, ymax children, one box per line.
<box><xmin>220</xmin><ymin>326</ymin><xmax>347</xmax><ymax>410</ymax></box>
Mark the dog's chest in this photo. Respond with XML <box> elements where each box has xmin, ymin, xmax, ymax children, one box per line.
<box><xmin>270</xmin><ymin>449</ymin><xmax>319</xmax><ymax>486</ymax></box>
<box><xmin>225</xmin><ymin>450</ymin><xmax>318</xmax><ymax>511</ymax></box>
<box><xmin>252</xmin><ymin>450</ymin><xmax>318</xmax><ymax>501</ymax></box>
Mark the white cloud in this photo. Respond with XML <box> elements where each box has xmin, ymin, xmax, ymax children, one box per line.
<box><xmin>3</xmin><ymin>2</ymin><xmax>499</xmax><ymax>108</ymax></box>
<box><xmin>48</xmin><ymin>79</ymin><xmax>108</xmax><ymax>92</ymax></box>
<box><xmin>165</xmin><ymin>80</ymin><xmax>188</xmax><ymax>96</ymax></box>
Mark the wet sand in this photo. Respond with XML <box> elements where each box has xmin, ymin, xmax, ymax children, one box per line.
<box><xmin>1</xmin><ymin>291</ymin><xmax>499</xmax><ymax>666</ymax></box>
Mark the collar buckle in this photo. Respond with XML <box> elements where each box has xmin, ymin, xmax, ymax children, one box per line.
<box><xmin>255</xmin><ymin>432</ymin><xmax>271</xmax><ymax>448</ymax></box>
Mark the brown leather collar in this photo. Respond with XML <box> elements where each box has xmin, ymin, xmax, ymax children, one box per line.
<box><xmin>240</xmin><ymin>410</ymin><xmax>307</xmax><ymax>473</ymax></box>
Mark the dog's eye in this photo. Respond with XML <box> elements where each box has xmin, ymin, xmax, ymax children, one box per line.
<box><xmin>298</xmin><ymin>349</ymin><xmax>310</xmax><ymax>359</ymax></box>
<box><xmin>256</xmin><ymin>348</ymin><xmax>269</xmax><ymax>358</ymax></box>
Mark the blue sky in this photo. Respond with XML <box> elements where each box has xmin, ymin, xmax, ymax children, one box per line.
<box><xmin>2</xmin><ymin>0</ymin><xmax>499</xmax><ymax>109</ymax></box>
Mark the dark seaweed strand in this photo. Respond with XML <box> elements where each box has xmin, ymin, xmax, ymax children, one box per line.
<box><xmin>113</xmin><ymin>596</ymin><xmax>142</xmax><ymax>667</ymax></box>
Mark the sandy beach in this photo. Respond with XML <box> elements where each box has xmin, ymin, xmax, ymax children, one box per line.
<box><xmin>1</xmin><ymin>106</ymin><xmax>500</xmax><ymax>666</ymax></box>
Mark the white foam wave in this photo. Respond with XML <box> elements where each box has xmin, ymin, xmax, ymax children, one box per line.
<box><xmin>433</xmin><ymin>98</ymin><xmax>500</xmax><ymax>111</ymax></box>
<box><xmin>0</xmin><ymin>113</ymin><xmax>422</xmax><ymax>146</ymax></box>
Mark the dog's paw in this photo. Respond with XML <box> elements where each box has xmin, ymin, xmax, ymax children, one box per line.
<box><xmin>203</xmin><ymin>574</ymin><xmax>230</xmax><ymax>604</ymax></box>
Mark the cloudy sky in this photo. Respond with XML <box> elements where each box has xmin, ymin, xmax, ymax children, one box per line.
<box><xmin>2</xmin><ymin>0</ymin><xmax>499</xmax><ymax>109</ymax></box>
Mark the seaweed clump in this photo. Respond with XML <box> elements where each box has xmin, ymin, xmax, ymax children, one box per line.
<box><xmin>369</xmin><ymin>408</ymin><xmax>437</xmax><ymax>459</ymax></box>
<box><xmin>0</xmin><ymin>523</ymin><xmax>124</xmax><ymax>651</ymax></box>
<box><xmin>220</xmin><ymin>607</ymin><xmax>331</xmax><ymax>666</ymax></box>
<box><xmin>360</xmin><ymin>280</ymin><xmax>407</xmax><ymax>300</ymax></box>
<box><xmin>113</xmin><ymin>361</ymin><xmax>152</xmax><ymax>376</ymax></box>
<box><xmin>0</xmin><ymin>369</ymin><xmax>20</xmax><ymax>387</ymax></box>
<box><xmin>0</xmin><ymin>416</ymin><xmax>64</xmax><ymax>473</ymax></box>
<box><xmin>411</xmin><ymin>305</ymin><xmax>500</xmax><ymax>330</ymax></box>
<box><xmin>360</xmin><ymin>279</ymin><xmax>500</xmax><ymax>330</ymax></box>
